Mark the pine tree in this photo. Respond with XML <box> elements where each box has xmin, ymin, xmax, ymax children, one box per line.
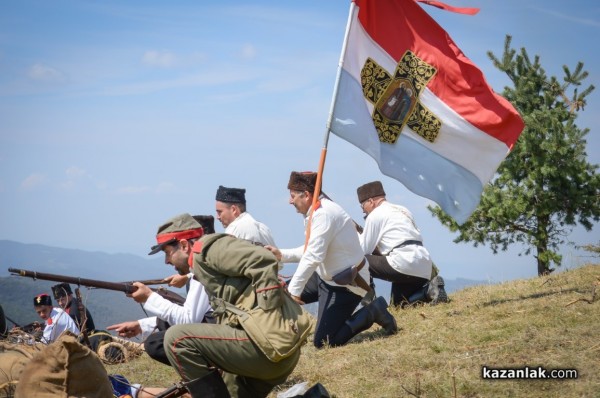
<box><xmin>429</xmin><ymin>36</ymin><xmax>600</xmax><ymax>276</ymax></box>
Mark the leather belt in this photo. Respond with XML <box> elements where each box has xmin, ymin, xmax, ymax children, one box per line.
<box><xmin>389</xmin><ymin>240</ymin><xmax>422</xmax><ymax>253</ymax></box>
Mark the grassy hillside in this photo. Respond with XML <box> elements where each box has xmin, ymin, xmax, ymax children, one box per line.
<box><xmin>106</xmin><ymin>263</ymin><xmax>599</xmax><ymax>397</ymax></box>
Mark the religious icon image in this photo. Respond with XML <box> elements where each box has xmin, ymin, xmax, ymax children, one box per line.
<box><xmin>379</xmin><ymin>81</ymin><xmax>416</xmax><ymax>123</ymax></box>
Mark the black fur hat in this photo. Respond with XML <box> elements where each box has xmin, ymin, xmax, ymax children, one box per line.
<box><xmin>51</xmin><ymin>283</ymin><xmax>72</xmax><ymax>299</ymax></box>
<box><xmin>193</xmin><ymin>215</ymin><xmax>216</xmax><ymax>234</ymax></box>
<box><xmin>357</xmin><ymin>181</ymin><xmax>386</xmax><ymax>203</ymax></box>
<box><xmin>215</xmin><ymin>186</ymin><xmax>246</xmax><ymax>204</ymax></box>
<box><xmin>287</xmin><ymin>171</ymin><xmax>317</xmax><ymax>192</ymax></box>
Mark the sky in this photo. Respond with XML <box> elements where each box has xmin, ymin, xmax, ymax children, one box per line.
<box><xmin>1</xmin><ymin>0</ymin><xmax>598</xmax><ymax>283</ymax></box>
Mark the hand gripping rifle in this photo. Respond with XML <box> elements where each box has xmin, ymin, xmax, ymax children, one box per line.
<box><xmin>8</xmin><ymin>268</ymin><xmax>186</xmax><ymax>306</ymax></box>
<box><xmin>154</xmin><ymin>380</ymin><xmax>193</xmax><ymax>398</ymax></box>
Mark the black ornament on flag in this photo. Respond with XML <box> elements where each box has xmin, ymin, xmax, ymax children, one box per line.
<box><xmin>360</xmin><ymin>50</ymin><xmax>440</xmax><ymax>144</ymax></box>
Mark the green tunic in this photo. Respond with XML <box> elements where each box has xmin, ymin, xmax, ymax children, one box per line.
<box><xmin>164</xmin><ymin>234</ymin><xmax>302</xmax><ymax>398</ymax></box>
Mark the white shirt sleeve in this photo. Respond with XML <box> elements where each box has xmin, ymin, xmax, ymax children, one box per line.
<box><xmin>142</xmin><ymin>279</ymin><xmax>211</xmax><ymax>328</ymax></box>
<box><xmin>286</xmin><ymin>210</ymin><xmax>331</xmax><ymax>297</ymax></box>
<box><xmin>137</xmin><ymin>316</ymin><xmax>159</xmax><ymax>340</ymax></box>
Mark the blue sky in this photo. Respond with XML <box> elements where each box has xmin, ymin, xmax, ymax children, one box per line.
<box><xmin>1</xmin><ymin>0</ymin><xmax>598</xmax><ymax>282</ymax></box>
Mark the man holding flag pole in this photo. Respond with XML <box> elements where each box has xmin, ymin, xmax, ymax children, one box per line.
<box><xmin>268</xmin><ymin>0</ymin><xmax>523</xmax><ymax>348</ymax></box>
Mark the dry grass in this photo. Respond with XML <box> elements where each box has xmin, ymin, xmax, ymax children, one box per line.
<box><xmin>106</xmin><ymin>264</ymin><xmax>600</xmax><ymax>398</ymax></box>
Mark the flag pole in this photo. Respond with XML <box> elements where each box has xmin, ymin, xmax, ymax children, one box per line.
<box><xmin>304</xmin><ymin>1</ymin><xmax>357</xmax><ymax>249</ymax></box>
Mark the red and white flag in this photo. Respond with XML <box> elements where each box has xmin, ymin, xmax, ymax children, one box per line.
<box><xmin>330</xmin><ymin>0</ymin><xmax>524</xmax><ymax>223</ymax></box>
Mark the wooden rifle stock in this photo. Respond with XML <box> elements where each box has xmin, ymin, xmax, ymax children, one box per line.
<box><xmin>8</xmin><ymin>267</ymin><xmax>186</xmax><ymax>306</ymax></box>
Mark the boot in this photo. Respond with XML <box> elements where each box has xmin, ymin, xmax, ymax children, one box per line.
<box><xmin>367</xmin><ymin>296</ymin><xmax>398</xmax><ymax>335</ymax></box>
<box><xmin>427</xmin><ymin>275</ymin><xmax>449</xmax><ymax>305</ymax></box>
<box><xmin>345</xmin><ymin>305</ymin><xmax>375</xmax><ymax>335</ymax></box>
<box><xmin>185</xmin><ymin>370</ymin><xmax>230</xmax><ymax>398</ymax></box>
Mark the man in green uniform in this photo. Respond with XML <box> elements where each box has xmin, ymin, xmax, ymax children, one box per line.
<box><xmin>150</xmin><ymin>213</ymin><xmax>309</xmax><ymax>398</ymax></box>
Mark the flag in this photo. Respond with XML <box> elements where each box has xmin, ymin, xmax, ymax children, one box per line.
<box><xmin>330</xmin><ymin>0</ymin><xmax>524</xmax><ymax>224</ymax></box>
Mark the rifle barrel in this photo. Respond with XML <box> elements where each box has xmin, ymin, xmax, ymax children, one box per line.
<box><xmin>8</xmin><ymin>267</ymin><xmax>186</xmax><ymax>306</ymax></box>
<box><xmin>8</xmin><ymin>267</ymin><xmax>137</xmax><ymax>294</ymax></box>
<box><xmin>118</xmin><ymin>279</ymin><xmax>168</xmax><ymax>286</ymax></box>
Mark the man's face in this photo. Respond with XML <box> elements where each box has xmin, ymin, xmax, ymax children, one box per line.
<box><xmin>56</xmin><ymin>295</ymin><xmax>71</xmax><ymax>308</ymax></box>
<box><xmin>163</xmin><ymin>241</ymin><xmax>191</xmax><ymax>276</ymax></box>
<box><xmin>35</xmin><ymin>305</ymin><xmax>52</xmax><ymax>320</ymax></box>
<box><xmin>289</xmin><ymin>190</ymin><xmax>311</xmax><ymax>215</ymax></box>
<box><xmin>215</xmin><ymin>201</ymin><xmax>238</xmax><ymax>228</ymax></box>
<box><xmin>360</xmin><ymin>198</ymin><xmax>375</xmax><ymax>216</ymax></box>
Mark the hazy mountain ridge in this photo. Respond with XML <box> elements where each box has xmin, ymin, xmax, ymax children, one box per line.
<box><xmin>0</xmin><ymin>240</ymin><xmax>183</xmax><ymax>330</ymax></box>
<box><xmin>0</xmin><ymin>240</ymin><xmax>488</xmax><ymax>330</ymax></box>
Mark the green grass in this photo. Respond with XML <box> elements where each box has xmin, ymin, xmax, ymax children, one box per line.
<box><xmin>106</xmin><ymin>263</ymin><xmax>600</xmax><ymax>397</ymax></box>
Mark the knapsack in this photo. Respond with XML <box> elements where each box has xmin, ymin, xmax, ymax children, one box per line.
<box><xmin>14</xmin><ymin>332</ymin><xmax>113</xmax><ymax>398</ymax></box>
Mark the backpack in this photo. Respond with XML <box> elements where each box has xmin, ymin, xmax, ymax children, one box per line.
<box><xmin>14</xmin><ymin>332</ymin><xmax>113</xmax><ymax>398</ymax></box>
<box><xmin>0</xmin><ymin>338</ymin><xmax>43</xmax><ymax>398</ymax></box>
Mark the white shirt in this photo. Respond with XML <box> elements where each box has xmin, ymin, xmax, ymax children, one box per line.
<box><xmin>138</xmin><ymin>278</ymin><xmax>211</xmax><ymax>339</ymax></box>
<box><xmin>226</xmin><ymin>212</ymin><xmax>281</xmax><ymax>269</ymax></box>
<box><xmin>281</xmin><ymin>198</ymin><xmax>369</xmax><ymax>297</ymax></box>
<box><xmin>225</xmin><ymin>212</ymin><xmax>277</xmax><ymax>247</ymax></box>
<box><xmin>43</xmin><ymin>307</ymin><xmax>80</xmax><ymax>343</ymax></box>
<box><xmin>360</xmin><ymin>201</ymin><xmax>432</xmax><ymax>279</ymax></box>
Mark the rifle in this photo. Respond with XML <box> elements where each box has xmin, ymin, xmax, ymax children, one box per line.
<box><xmin>154</xmin><ymin>380</ymin><xmax>192</xmax><ymax>398</ymax></box>
<box><xmin>8</xmin><ymin>268</ymin><xmax>186</xmax><ymax>306</ymax></box>
<box><xmin>74</xmin><ymin>287</ymin><xmax>91</xmax><ymax>347</ymax></box>
<box><xmin>117</xmin><ymin>278</ymin><xmax>169</xmax><ymax>286</ymax></box>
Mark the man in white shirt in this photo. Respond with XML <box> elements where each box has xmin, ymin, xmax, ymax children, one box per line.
<box><xmin>33</xmin><ymin>293</ymin><xmax>80</xmax><ymax>344</ymax></box>
<box><xmin>215</xmin><ymin>185</ymin><xmax>277</xmax><ymax>247</ymax></box>
<box><xmin>266</xmin><ymin>171</ymin><xmax>397</xmax><ymax>348</ymax></box>
<box><xmin>356</xmin><ymin>181</ymin><xmax>449</xmax><ymax>306</ymax></box>
<box><xmin>107</xmin><ymin>216</ymin><xmax>212</xmax><ymax>365</ymax></box>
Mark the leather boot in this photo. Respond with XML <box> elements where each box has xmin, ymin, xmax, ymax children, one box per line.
<box><xmin>345</xmin><ymin>305</ymin><xmax>375</xmax><ymax>335</ymax></box>
<box><xmin>427</xmin><ymin>275</ymin><xmax>449</xmax><ymax>305</ymax></box>
<box><xmin>367</xmin><ymin>296</ymin><xmax>398</xmax><ymax>335</ymax></box>
<box><xmin>185</xmin><ymin>370</ymin><xmax>230</xmax><ymax>398</ymax></box>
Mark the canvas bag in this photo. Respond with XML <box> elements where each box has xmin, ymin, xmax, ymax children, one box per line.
<box><xmin>0</xmin><ymin>340</ymin><xmax>43</xmax><ymax>398</ymax></box>
<box><xmin>14</xmin><ymin>332</ymin><xmax>114</xmax><ymax>398</ymax></box>
<box><xmin>214</xmin><ymin>291</ymin><xmax>314</xmax><ymax>363</ymax></box>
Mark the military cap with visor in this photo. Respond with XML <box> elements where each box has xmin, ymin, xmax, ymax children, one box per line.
<box><xmin>148</xmin><ymin>213</ymin><xmax>204</xmax><ymax>255</ymax></box>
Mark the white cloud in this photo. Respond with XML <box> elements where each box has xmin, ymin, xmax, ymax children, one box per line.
<box><xmin>115</xmin><ymin>186</ymin><xmax>151</xmax><ymax>195</ymax></box>
<box><xmin>20</xmin><ymin>173</ymin><xmax>47</xmax><ymax>191</ymax></box>
<box><xmin>155</xmin><ymin>181</ymin><xmax>176</xmax><ymax>194</ymax></box>
<box><xmin>534</xmin><ymin>7</ymin><xmax>600</xmax><ymax>28</ymax></box>
<box><xmin>114</xmin><ymin>182</ymin><xmax>178</xmax><ymax>195</ymax></box>
<box><xmin>27</xmin><ymin>63</ymin><xmax>64</xmax><ymax>82</ymax></box>
<box><xmin>239</xmin><ymin>44</ymin><xmax>257</xmax><ymax>60</ymax></box>
<box><xmin>65</xmin><ymin>166</ymin><xmax>87</xmax><ymax>179</ymax></box>
<box><xmin>142</xmin><ymin>50</ymin><xmax>178</xmax><ymax>68</ymax></box>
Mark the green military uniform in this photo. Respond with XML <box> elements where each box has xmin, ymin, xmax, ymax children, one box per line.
<box><xmin>164</xmin><ymin>232</ymin><xmax>302</xmax><ymax>398</ymax></box>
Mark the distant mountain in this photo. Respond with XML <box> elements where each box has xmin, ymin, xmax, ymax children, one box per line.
<box><xmin>0</xmin><ymin>240</ymin><xmax>489</xmax><ymax>330</ymax></box>
<box><xmin>0</xmin><ymin>240</ymin><xmax>168</xmax><ymax>280</ymax></box>
<box><xmin>0</xmin><ymin>240</ymin><xmax>184</xmax><ymax>331</ymax></box>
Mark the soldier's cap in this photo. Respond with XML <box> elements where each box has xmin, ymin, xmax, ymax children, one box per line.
<box><xmin>288</xmin><ymin>171</ymin><xmax>317</xmax><ymax>192</ymax></box>
<box><xmin>51</xmin><ymin>283</ymin><xmax>72</xmax><ymax>299</ymax></box>
<box><xmin>215</xmin><ymin>185</ymin><xmax>246</xmax><ymax>204</ymax></box>
<box><xmin>357</xmin><ymin>181</ymin><xmax>386</xmax><ymax>203</ymax></box>
<box><xmin>34</xmin><ymin>293</ymin><xmax>52</xmax><ymax>307</ymax></box>
<box><xmin>193</xmin><ymin>215</ymin><xmax>216</xmax><ymax>234</ymax></box>
<box><xmin>148</xmin><ymin>213</ymin><xmax>204</xmax><ymax>255</ymax></box>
